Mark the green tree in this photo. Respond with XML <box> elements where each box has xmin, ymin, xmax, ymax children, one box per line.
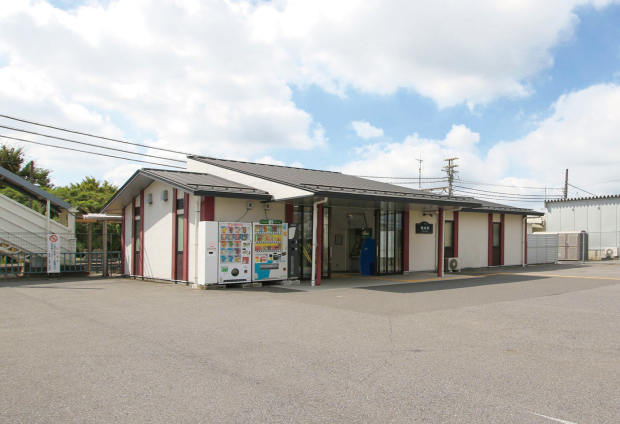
<box><xmin>51</xmin><ymin>177</ymin><xmax>120</xmax><ymax>252</ymax></box>
<box><xmin>0</xmin><ymin>143</ymin><xmax>53</xmax><ymax>210</ymax></box>
<box><xmin>51</xmin><ymin>177</ymin><xmax>118</xmax><ymax>213</ymax></box>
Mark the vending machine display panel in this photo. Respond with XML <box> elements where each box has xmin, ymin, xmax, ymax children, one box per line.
<box><xmin>252</xmin><ymin>220</ymin><xmax>288</xmax><ymax>281</ymax></box>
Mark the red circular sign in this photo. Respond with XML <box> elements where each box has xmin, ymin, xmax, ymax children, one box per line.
<box><xmin>49</xmin><ymin>235</ymin><xmax>59</xmax><ymax>242</ymax></box>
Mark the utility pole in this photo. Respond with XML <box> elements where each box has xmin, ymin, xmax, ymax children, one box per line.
<box><xmin>443</xmin><ymin>157</ymin><xmax>459</xmax><ymax>196</ymax></box>
<box><xmin>564</xmin><ymin>169</ymin><xmax>569</xmax><ymax>200</ymax></box>
<box><xmin>416</xmin><ymin>155</ymin><xmax>423</xmax><ymax>190</ymax></box>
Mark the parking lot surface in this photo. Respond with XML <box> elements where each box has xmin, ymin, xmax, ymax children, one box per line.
<box><xmin>2</xmin><ymin>263</ymin><xmax>619</xmax><ymax>423</ymax></box>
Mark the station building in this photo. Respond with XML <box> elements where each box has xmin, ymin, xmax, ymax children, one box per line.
<box><xmin>102</xmin><ymin>156</ymin><xmax>542</xmax><ymax>286</ymax></box>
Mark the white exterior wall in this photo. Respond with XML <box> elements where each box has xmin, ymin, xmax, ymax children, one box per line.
<box><xmin>187</xmin><ymin>158</ymin><xmax>312</xmax><ymax>201</ymax></box>
<box><xmin>504</xmin><ymin>214</ymin><xmax>524</xmax><ymax>266</ymax></box>
<box><xmin>408</xmin><ymin>210</ymin><xmax>438</xmax><ymax>272</ymax></box>
<box><xmin>214</xmin><ymin>197</ymin><xmax>285</xmax><ymax>223</ymax></box>
<box><xmin>458</xmin><ymin>212</ymin><xmax>489</xmax><ymax>269</ymax></box>
<box><xmin>142</xmin><ymin>180</ymin><xmax>175</xmax><ymax>281</ymax></box>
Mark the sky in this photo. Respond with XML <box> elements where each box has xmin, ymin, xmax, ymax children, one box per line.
<box><xmin>1</xmin><ymin>0</ymin><xmax>620</xmax><ymax>211</ymax></box>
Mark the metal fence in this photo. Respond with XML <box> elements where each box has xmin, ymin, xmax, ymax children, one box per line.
<box><xmin>0</xmin><ymin>251</ymin><xmax>121</xmax><ymax>277</ymax></box>
<box><xmin>527</xmin><ymin>234</ymin><xmax>559</xmax><ymax>265</ymax></box>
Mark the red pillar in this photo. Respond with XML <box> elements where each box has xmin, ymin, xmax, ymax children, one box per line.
<box><xmin>316</xmin><ymin>204</ymin><xmax>323</xmax><ymax>286</ymax></box>
<box><xmin>200</xmin><ymin>196</ymin><xmax>215</xmax><ymax>221</ymax></box>
<box><xmin>500</xmin><ymin>214</ymin><xmax>505</xmax><ymax>266</ymax></box>
<box><xmin>488</xmin><ymin>213</ymin><xmax>493</xmax><ymax>267</ymax></box>
<box><xmin>121</xmin><ymin>207</ymin><xmax>125</xmax><ymax>275</ymax></box>
<box><xmin>437</xmin><ymin>208</ymin><xmax>444</xmax><ymax>277</ymax></box>
<box><xmin>139</xmin><ymin>190</ymin><xmax>145</xmax><ymax>276</ymax></box>
<box><xmin>171</xmin><ymin>188</ymin><xmax>178</xmax><ymax>280</ymax></box>
<box><xmin>131</xmin><ymin>197</ymin><xmax>136</xmax><ymax>275</ymax></box>
<box><xmin>183</xmin><ymin>192</ymin><xmax>190</xmax><ymax>281</ymax></box>
<box><xmin>453</xmin><ymin>211</ymin><xmax>459</xmax><ymax>258</ymax></box>
<box><xmin>403</xmin><ymin>211</ymin><xmax>410</xmax><ymax>272</ymax></box>
<box><xmin>285</xmin><ymin>204</ymin><xmax>294</xmax><ymax>223</ymax></box>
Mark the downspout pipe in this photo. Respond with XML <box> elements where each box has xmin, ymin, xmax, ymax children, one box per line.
<box><xmin>311</xmin><ymin>197</ymin><xmax>328</xmax><ymax>287</ymax></box>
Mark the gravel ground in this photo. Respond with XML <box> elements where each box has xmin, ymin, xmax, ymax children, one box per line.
<box><xmin>1</xmin><ymin>263</ymin><xmax>619</xmax><ymax>423</ymax></box>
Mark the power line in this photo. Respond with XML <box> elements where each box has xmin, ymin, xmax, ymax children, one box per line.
<box><xmin>456</xmin><ymin>179</ymin><xmax>563</xmax><ymax>190</ymax></box>
<box><xmin>0</xmin><ymin>134</ymin><xmax>185</xmax><ymax>169</ymax></box>
<box><xmin>452</xmin><ymin>188</ymin><xmax>553</xmax><ymax>200</ymax></box>
<box><xmin>567</xmin><ymin>183</ymin><xmax>596</xmax><ymax>196</ymax></box>
<box><xmin>0</xmin><ymin>124</ymin><xmax>186</xmax><ymax>164</ymax></box>
<box><xmin>580</xmin><ymin>177</ymin><xmax>620</xmax><ymax>187</ymax></box>
<box><xmin>452</xmin><ymin>191</ymin><xmax>546</xmax><ymax>203</ymax></box>
<box><xmin>356</xmin><ymin>175</ymin><xmax>447</xmax><ymax>180</ymax></box>
<box><xmin>387</xmin><ymin>180</ymin><xmax>449</xmax><ymax>184</ymax></box>
<box><xmin>0</xmin><ymin>113</ymin><xmax>191</xmax><ymax>156</ymax></box>
<box><xmin>453</xmin><ymin>185</ymin><xmax>563</xmax><ymax>198</ymax></box>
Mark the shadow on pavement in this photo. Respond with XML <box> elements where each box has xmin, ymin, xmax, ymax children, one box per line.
<box><xmin>362</xmin><ymin>273</ymin><xmax>550</xmax><ymax>293</ymax></box>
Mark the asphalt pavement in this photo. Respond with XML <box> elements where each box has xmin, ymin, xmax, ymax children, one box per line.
<box><xmin>1</xmin><ymin>262</ymin><xmax>619</xmax><ymax>423</ymax></box>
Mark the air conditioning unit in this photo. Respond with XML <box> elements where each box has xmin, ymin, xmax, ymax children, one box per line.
<box><xmin>604</xmin><ymin>247</ymin><xmax>619</xmax><ymax>259</ymax></box>
<box><xmin>444</xmin><ymin>257</ymin><xmax>460</xmax><ymax>272</ymax></box>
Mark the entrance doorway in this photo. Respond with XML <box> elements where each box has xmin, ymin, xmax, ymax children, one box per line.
<box><xmin>375</xmin><ymin>210</ymin><xmax>404</xmax><ymax>275</ymax></box>
<box><xmin>292</xmin><ymin>205</ymin><xmax>404</xmax><ymax>280</ymax></box>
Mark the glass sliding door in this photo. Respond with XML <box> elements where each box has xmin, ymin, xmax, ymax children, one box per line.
<box><xmin>293</xmin><ymin>205</ymin><xmax>331</xmax><ymax>280</ymax></box>
<box><xmin>376</xmin><ymin>210</ymin><xmax>404</xmax><ymax>276</ymax></box>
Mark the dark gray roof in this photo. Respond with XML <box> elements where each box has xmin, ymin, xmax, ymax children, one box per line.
<box><xmin>102</xmin><ymin>169</ymin><xmax>272</xmax><ymax>213</ymax></box>
<box><xmin>188</xmin><ymin>156</ymin><xmax>483</xmax><ymax>208</ymax></box>
<box><xmin>0</xmin><ymin>166</ymin><xmax>73</xmax><ymax>210</ymax></box>
<box><xmin>461</xmin><ymin>199</ymin><xmax>544</xmax><ymax>216</ymax></box>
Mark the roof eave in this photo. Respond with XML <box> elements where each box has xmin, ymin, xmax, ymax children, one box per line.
<box><xmin>461</xmin><ymin>207</ymin><xmax>544</xmax><ymax>216</ymax></box>
<box><xmin>312</xmin><ymin>191</ymin><xmax>482</xmax><ymax>208</ymax></box>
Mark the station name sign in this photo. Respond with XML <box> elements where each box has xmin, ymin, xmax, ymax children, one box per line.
<box><xmin>415</xmin><ymin>221</ymin><xmax>433</xmax><ymax>234</ymax></box>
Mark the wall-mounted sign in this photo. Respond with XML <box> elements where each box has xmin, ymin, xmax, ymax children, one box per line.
<box><xmin>415</xmin><ymin>221</ymin><xmax>433</xmax><ymax>234</ymax></box>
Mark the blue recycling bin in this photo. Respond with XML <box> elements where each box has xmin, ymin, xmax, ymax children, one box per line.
<box><xmin>360</xmin><ymin>238</ymin><xmax>375</xmax><ymax>276</ymax></box>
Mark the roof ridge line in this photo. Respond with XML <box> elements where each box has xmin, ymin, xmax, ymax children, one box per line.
<box><xmin>188</xmin><ymin>155</ymin><xmax>343</xmax><ymax>174</ymax></box>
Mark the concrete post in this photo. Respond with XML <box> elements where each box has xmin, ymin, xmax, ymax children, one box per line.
<box><xmin>87</xmin><ymin>222</ymin><xmax>92</xmax><ymax>272</ymax></box>
<box><xmin>102</xmin><ymin>220</ymin><xmax>108</xmax><ymax>277</ymax></box>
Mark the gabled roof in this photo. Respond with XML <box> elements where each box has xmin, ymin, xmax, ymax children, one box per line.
<box><xmin>187</xmin><ymin>156</ymin><xmax>483</xmax><ymax>208</ymax></box>
<box><xmin>101</xmin><ymin>169</ymin><xmax>272</xmax><ymax>213</ymax></box>
<box><xmin>0</xmin><ymin>166</ymin><xmax>73</xmax><ymax>210</ymax></box>
<box><xmin>461</xmin><ymin>199</ymin><xmax>545</xmax><ymax>216</ymax></box>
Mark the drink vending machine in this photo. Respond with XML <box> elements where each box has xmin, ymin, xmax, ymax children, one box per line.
<box><xmin>252</xmin><ymin>220</ymin><xmax>288</xmax><ymax>281</ymax></box>
<box><xmin>197</xmin><ymin>221</ymin><xmax>253</xmax><ymax>285</ymax></box>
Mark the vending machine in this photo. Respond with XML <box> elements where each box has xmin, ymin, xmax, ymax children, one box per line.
<box><xmin>252</xmin><ymin>220</ymin><xmax>288</xmax><ymax>281</ymax></box>
<box><xmin>217</xmin><ymin>222</ymin><xmax>253</xmax><ymax>284</ymax></box>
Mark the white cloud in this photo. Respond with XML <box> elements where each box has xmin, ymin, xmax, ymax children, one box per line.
<box><xmin>351</xmin><ymin>121</ymin><xmax>384</xmax><ymax>139</ymax></box>
<box><xmin>338</xmin><ymin>84</ymin><xmax>620</xmax><ymax>208</ymax></box>
<box><xmin>251</xmin><ymin>0</ymin><xmax>620</xmax><ymax>107</ymax></box>
<box><xmin>0</xmin><ymin>0</ymin><xmax>619</xmax><ymax>187</ymax></box>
